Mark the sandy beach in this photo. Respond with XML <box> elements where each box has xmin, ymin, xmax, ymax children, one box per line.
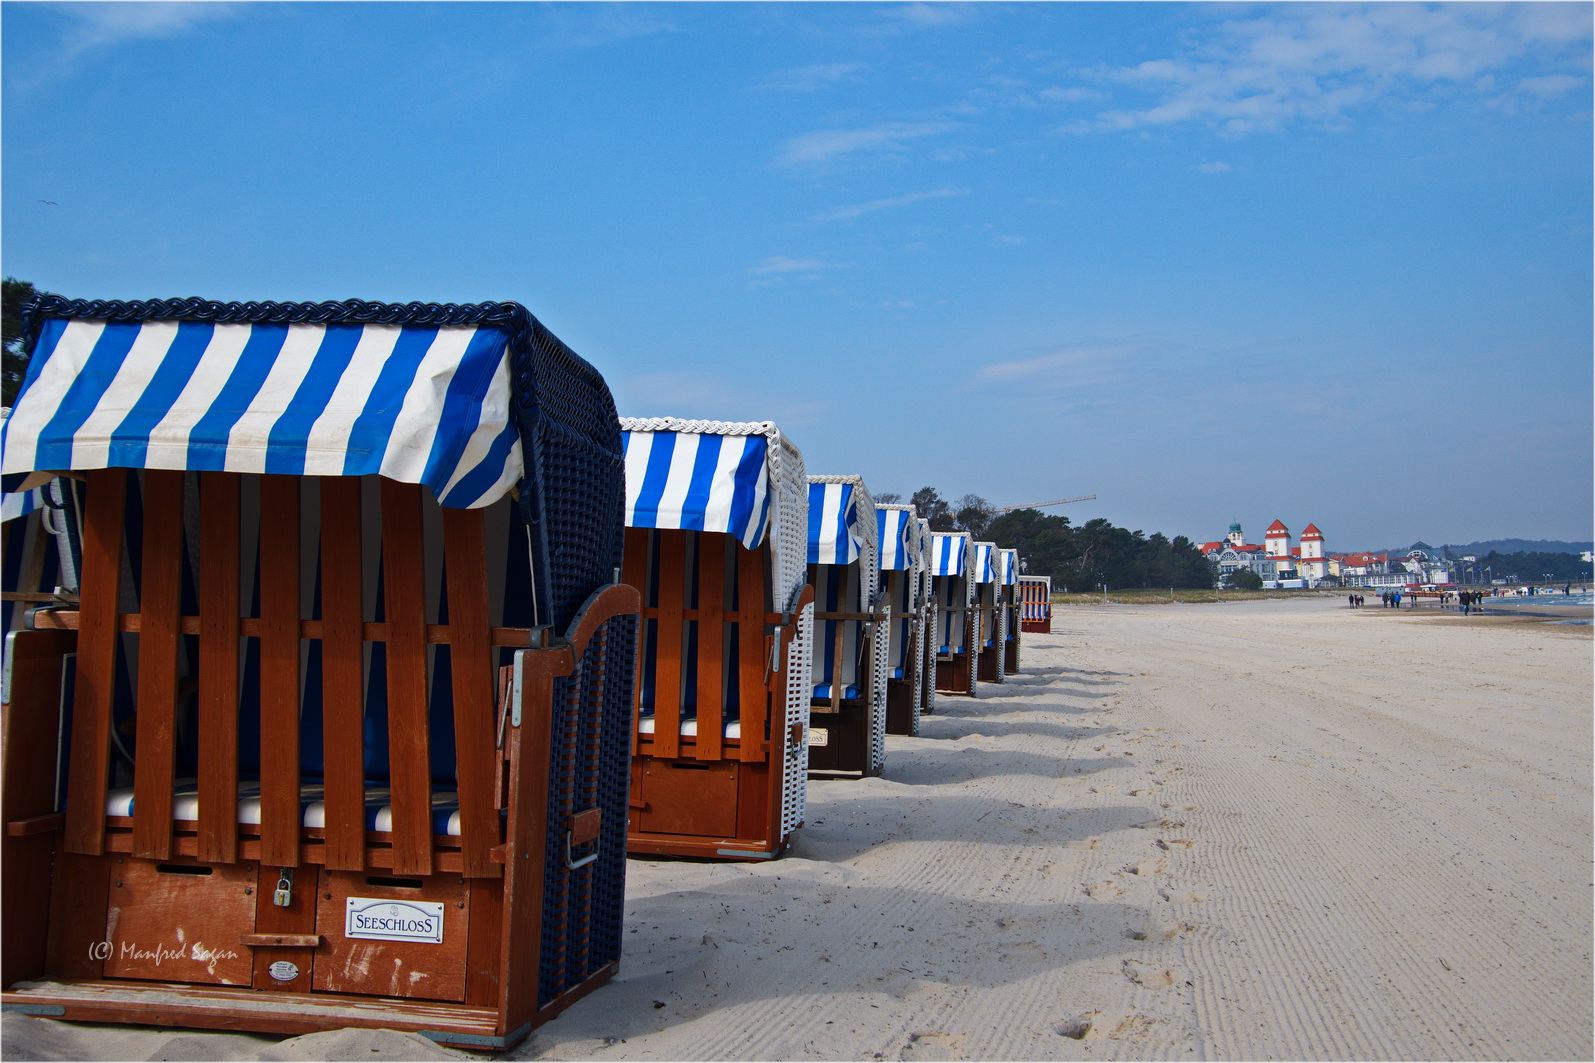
<box><xmin>5</xmin><ymin>597</ymin><xmax>1590</xmax><ymax>1062</ymax></box>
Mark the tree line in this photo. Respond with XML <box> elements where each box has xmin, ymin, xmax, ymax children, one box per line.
<box><xmin>1471</xmin><ymin>550</ymin><xmax>1591</xmax><ymax>583</ymax></box>
<box><xmin>875</xmin><ymin>487</ymin><xmax>1215</xmax><ymax>590</ymax></box>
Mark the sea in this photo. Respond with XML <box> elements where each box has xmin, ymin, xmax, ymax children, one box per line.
<box><xmin>1477</xmin><ymin>590</ymin><xmax>1594</xmax><ymax>625</ymax></box>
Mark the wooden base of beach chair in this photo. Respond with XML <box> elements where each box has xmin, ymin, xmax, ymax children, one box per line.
<box><xmin>626</xmin><ymin>755</ymin><xmax>788</xmax><ymax>860</ymax></box>
<box><xmin>886</xmin><ymin>678</ymin><xmax>918</xmax><ymax>735</ymax></box>
<box><xmin>1</xmin><ymin>969</ymin><xmax>614</xmax><ymax>1051</ymax></box>
<box><xmin>977</xmin><ymin>643</ymin><xmax>1002</xmax><ymax>683</ymax></box>
<box><xmin>1020</xmin><ymin>619</ymin><xmax>1051</xmax><ymax>633</ymax></box>
<box><xmin>1004</xmin><ymin>637</ymin><xmax>1020</xmax><ymax>674</ymax></box>
<box><xmin>806</xmin><ymin>704</ymin><xmax>880</xmax><ymax>777</ymax></box>
<box><xmin>935</xmin><ymin>653</ymin><xmax>975</xmax><ymax>697</ymax></box>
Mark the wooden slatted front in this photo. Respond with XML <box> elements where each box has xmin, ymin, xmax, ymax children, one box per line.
<box><xmin>624</xmin><ymin>528</ymin><xmax>777</xmax><ymax>766</ymax></box>
<box><xmin>55</xmin><ymin>472</ymin><xmax>518</xmax><ymax>877</ymax></box>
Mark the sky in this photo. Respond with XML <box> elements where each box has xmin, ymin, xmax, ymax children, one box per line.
<box><xmin>3</xmin><ymin>1</ymin><xmax>1591</xmax><ymax>551</ymax></box>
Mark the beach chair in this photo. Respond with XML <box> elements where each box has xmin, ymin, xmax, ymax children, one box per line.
<box><xmin>804</xmin><ymin>477</ymin><xmax>886</xmax><ymax>776</ymax></box>
<box><xmin>619</xmin><ymin>418</ymin><xmax>813</xmax><ymax>860</ymax></box>
<box><xmin>1000</xmin><ymin>549</ymin><xmax>1021</xmax><ymax>675</ymax></box>
<box><xmin>973</xmin><ymin>542</ymin><xmax>1005</xmax><ymax>683</ymax></box>
<box><xmin>0</xmin><ymin>297</ymin><xmax>638</xmax><ymax>1051</ymax></box>
<box><xmin>916</xmin><ymin>518</ymin><xmax>938</xmax><ymax>716</ymax></box>
<box><xmin>930</xmin><ymin>532</ymin><xmax>976</xmax><ymax>697</ymax></box>
<box><xmin>1019</xmin><ymin>575</ymin><xmax>1052</xmax><ymax>633</ymax></box>
<box><xmin>877</xmin><ymin>505</ymin><xmax>929</xmax><ymax>735</ymax></box>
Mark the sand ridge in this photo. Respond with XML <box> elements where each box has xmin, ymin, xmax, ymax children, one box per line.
<box><xmin>3</xmin><ymin>597</ymin><xmax>1589</xmax><ymax>1061</ymax></box>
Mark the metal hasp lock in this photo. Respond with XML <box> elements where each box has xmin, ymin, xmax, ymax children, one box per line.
<box><xmin>272</xmin><ymin>868</ymin><xmax>294</xmax><ymax>907</ymax></box>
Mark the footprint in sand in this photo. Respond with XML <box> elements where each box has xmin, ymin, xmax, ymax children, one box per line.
<box><xmin>1127</xmin><ymin>857</ymin><xmax>1168</xmax><ymax>876</ymax></box>
<box><xmin>998</xmin><ymin>941</ymin><xmax>1048</xmax><ymax>964</ymax></box>
<box><xmin>1082</xmin><ymin>880</ymin><xmax>1124</xmax><ymax>899</ymax></box>
<box><xmin>1127</xmin><ymin>918</ymin><xmax>1190</xmax><ymax>941</ymax></box>
<box><xmin>1054</xmin><ymin>1016</ymin><xmax>1093</xmax><ymax>1040</ymax></box>
<box><xmin>1157</xmin><ymin>838</ymin><xmax>1194</xmax><ymax>850</ymax></box>
<box><xmin>1160</xmin><ymin>888</ymin><xmax>1209</xmax><ymax>904</ymax></box>
<box><xmin>1128</xmin><ymin>788</ymin><xmax>1155</xmax><ymax>797</ymax></box>
<box><xmin>1122</xmin><ymin>959</ymin><xmax>1176</xmax><ymax>989</ymax></box>
<box><xmin>900</xmin><ymin>1031</ymin><xmax>964</xmax><ymax>1061</ymax></box>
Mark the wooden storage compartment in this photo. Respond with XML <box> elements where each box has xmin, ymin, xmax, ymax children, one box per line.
<box><xmin>313</xmin><ymin>869</ymin><xmax>472</xmax><ymax>1003</ymax></box>
<box><xmin>103</xmin><ymin>857</ymin><xmax>257</xmax><ymax>986</ymax></box>
<box><xmin>638</xmin><ymin>758</ymin><xmax>740</xmax><ymax>838</ymax></box>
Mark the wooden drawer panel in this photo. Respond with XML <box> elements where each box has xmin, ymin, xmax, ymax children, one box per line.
<box><xmin>104</xmin><ymin>857</ymin><xmax>256</xmax><ymax>986</ymax></box>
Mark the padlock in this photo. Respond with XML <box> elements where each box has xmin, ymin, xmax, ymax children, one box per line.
<box><xmin>273</xmin><ymin>867</ymin><xmax>294</xmax><ymax>907</ymax></box>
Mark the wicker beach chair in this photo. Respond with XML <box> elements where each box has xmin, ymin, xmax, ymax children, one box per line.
<box><xmin>803</xmin><ymin>477</ymin><xmax>886</xmax><ymax>776</ymax></box>
<box><xmin>1000</xmin><ymin>548</ymin><xmax>1021</xmax><ymax>675</ymax></box>
<box><xmin>973</xmin><ymin>542</ymin><xmax>1005</xmax><ymax>683</ymax></box>
<box><xmin>930</xmin><ymin>532</ymin><xmax>976</xmax><ymax>697</ymax></box>
<box><xmin>0</xmin><ymin>297</ymin><xmax>637</xmax><ymax>1050</ymax></box>
<box><xmin>1018</xmin><ymin>575</ymin><xmax>1053</xmax><ymax>633</ymax></box>
<box><xmin>619</xmin><ymin>417</ymin><xmax>813</xmax><ymax>860</ymax></box>
<box><xmin>877</xmin><ymin>504</ymin><xmax>929</xmax><ymax>735</ymax></box>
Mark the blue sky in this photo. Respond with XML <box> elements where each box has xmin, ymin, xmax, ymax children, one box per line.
<box><xmin>4</xmin><ymin>1</ymin><xmax>1590</xmax><ymax>550</ymax></box>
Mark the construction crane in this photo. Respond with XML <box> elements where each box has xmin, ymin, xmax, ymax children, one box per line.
<box><xmin>988</xmin><ymin>494</ymin><xmax>1097</xmax><ymax>515</ymax></box>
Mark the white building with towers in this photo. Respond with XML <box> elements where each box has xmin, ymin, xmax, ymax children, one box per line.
<box><xmin>1201</xmin><ymin>519</ymin><xmax>1331</xmax><ymax>587</ymax></box>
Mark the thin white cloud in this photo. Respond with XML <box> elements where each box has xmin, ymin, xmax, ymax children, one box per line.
<box><xmin>1193</xmin><ymin>161</ymin><xmax>1232</xmax><ymax>174</ymax></box>
<box><xmin>9</xmin><ymin>2</ymin><xmax>246</xmax><ymax>94</ymax></box>
<box><xmin>990</xmin><ymin>234</ymin><xmax>1027</xmax><ymax>246</ymax></box>
<box><xmin>973</xmin><ymin>343</ymin><xmax>1143</xmax><ymax>385</ymax></box>
<box><xmin>1059</xmin><ymin>5</ymin><xmax>1592</xmax><ymax>137</ymax></box>
<box><xmin>1516</xmin><ymin>73</ymin><xmax>1586</xmax><ymax>98</ymax></box>
<box><xmin>750</xmin><ymin>256</ymin><xmax>830</xmax><ymax>275</ymax></box>
<box><xmin>762</xmin><ymin>62</ymin><xmax>866</xmax><ymax>92</ymax></box>
<box><xmin>888</xmin><ymin>3</ymin><xmax>974</xmax><ymax>29</ymax></box>
<box><xmin>813</xmin><ymin>187</ymin><xmax>968</xmax><ymax>222</ymax></box>
<box><xmin>776</xmin><ymin>121</ymin><xmax>956</xmax><ymax>168</ymax></box>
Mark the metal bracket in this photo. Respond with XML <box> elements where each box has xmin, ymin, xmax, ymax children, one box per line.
<box><xmin>565</xmin><ymin>831</ymin><xmax>599</xmax><ymax>870</ymax></box>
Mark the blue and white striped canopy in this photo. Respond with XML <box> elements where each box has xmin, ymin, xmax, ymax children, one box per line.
<box><xmin>1001</xmin><ymin>548</ymin><xmax>1018</xmax><ymax>585</ymax></box>
<box><xmin>2</xmin><ymin>318</ymin><xmax>522</xmax><ymax>509</ymax></box>
<box><xmin>622</xmin><ymin>430</ymin><xmax>770</xmax><ymax>549</ymax></box>
<box><xmin>931</xmin><ymin>532</ymin><xmax>969</xmax><ymax>577</ymax></box>
<box><xmin>875</xmin><ymin>506</ymin><xmax>916</xmax><ymax>571</ymax></box>
<box><xmin>1</xmin><ymin>485</ymin><xmax>42</xmax><ymax>523</ymax></box>
<box><xmin>973</xmin><ymin>542</ymin><xmax>998</xmax><ymax>584</ymax></box>
<box><xmin>808</xmin><ymin>481</ymin><xmax>866</xmax><ymax>566</ymax></box>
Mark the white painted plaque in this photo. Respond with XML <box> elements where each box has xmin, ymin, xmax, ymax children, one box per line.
<box><xmin>267</xmin><ymin>960</ymin><xmax>300</xmax><ymax>982</ymax></box>
<box><xmin>345</xmin><ymin>897</ymin><xmax>445</xmax><ymax>944</ymax></box>
<box><xmin>808</xmin><ymin>727</ymin><xmax>828</xmax><ymax>747</ymax></box>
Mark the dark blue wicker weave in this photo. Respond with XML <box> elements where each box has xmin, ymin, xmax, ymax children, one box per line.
<box><xmin>538</xmin><ymin>610</ymin><xmax>636</xmax><ymax>1007</ymax></box>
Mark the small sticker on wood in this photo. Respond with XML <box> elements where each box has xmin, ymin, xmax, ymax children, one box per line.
<box><xmin>267</xmin><ymin>960</ymin><xmax>300</xmax><ymax>982</ymax></box>
<box><xmin>345</xmin><ymin>898</ymin><xmax>446</xmax><ymax>944</ymax></box>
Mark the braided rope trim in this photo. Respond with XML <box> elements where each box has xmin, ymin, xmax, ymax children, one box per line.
<box><xmin>19</xmin><ymin>294</ymin><xmax>610</xmax><ymax>395</ymax></box>
<box><xmin>617</xmin><ymin>416</ymin><xmax>778</xmax><ymax>438</ymax></box>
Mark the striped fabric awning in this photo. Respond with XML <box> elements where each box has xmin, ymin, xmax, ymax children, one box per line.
<box><xmin>808</xmin><ymin>481</ymin><xmax>866</xmax><ymax>566</ymax></box>
<box><xmin>931</xmin><ymin>532</ymin><xmax>969</xmax><ymax>577</ymax></box>
<box><xmin>3</xmin><ymin>314</ymin><xmax>522</xmax><ymax>509</ymax></box>
<box><xmin>0</xmin><ymin>485</ymin><xmax>41</xmax><ymax>523</ymax></box>
<box><xmin>973</xmin><ymin>542</ymin><xmax>998</xmax><ymax>584</ymax></box>
<box><xmin>622</xmin><ymin>429</ymin><xmax>771</xmax><ymax>549</ymax></box>
<box><xmin>1001</xmin><ymin>548</ymin><xmax>1019</xmax><ymax>585</ymax></box>
<box><xmin>875</xmin><ymin>506</ymin><xmax>917</xmax><ymax>571</ymax></box>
